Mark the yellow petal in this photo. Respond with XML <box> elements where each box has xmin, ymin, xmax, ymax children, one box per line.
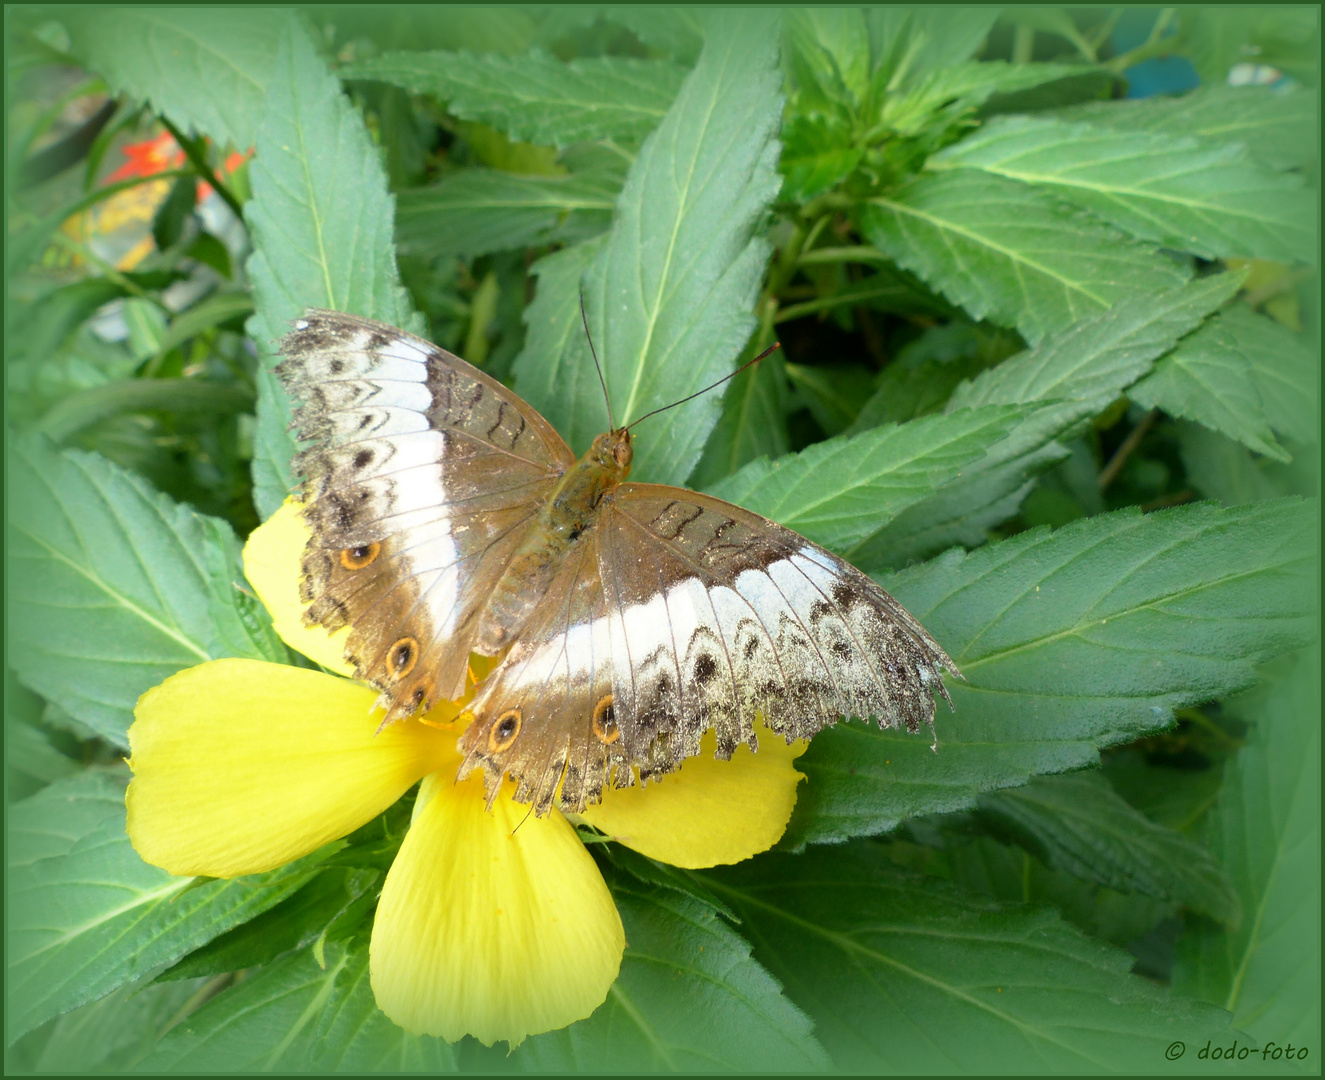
<box><xmin>371</xmin><ymin>772</ymin><xmax>623</xmax><ymax>1046</ymax></box>
<box><xmin>578</xmin><ymin>723</ymin><xmax>807</xmax><ymax>869</ymax></box>
<box><xmin>242</xmin><ymin>498</ymin><xmax>353</xmax><ymax>675</ymax></box>
<box><xmin>127</xmin><ymin>658</ymin><xmax>459</xmax><ymax>877</ymax></box>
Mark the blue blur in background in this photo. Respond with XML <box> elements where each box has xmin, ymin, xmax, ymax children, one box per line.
<box><xmin>1112</xmin><ymin>9</ymin><xmax>1201</xmax><ymax>98</ymax></box>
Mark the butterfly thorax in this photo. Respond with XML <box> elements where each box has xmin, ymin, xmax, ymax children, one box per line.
<box><xmin>474</xmin><ymin>429</ymin><xmax>633</xmax><ymax>654</ymax></box>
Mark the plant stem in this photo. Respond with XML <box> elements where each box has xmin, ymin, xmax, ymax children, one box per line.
<box><xmin>48</xmin><ymin>230</ymin><xmax>168</xmax><ymax>310</ymax></box>
<box><xmin>1086</xmin><ymin>9</ymin><xmax>1125</xmax><ymax>54</ymax></box>
<box><xmin>776</xmin><ymin>281</ymin><xmax>912</xmax><ymax>324</ymax></box>
<box><xmin>796</xmin><ymin>245</ymin><xmax>891</xmax><ymax>267</ymax></box>
<box><xmin>159</xmin><ymin>115</ymin><xmax>244</xmax><ymax>217</ymax></box>
<box><xmin>1098</xmin><ymin>407</ymin><xmax>1160</xmax><ymax>490</ymax></box>
<box><xmin>767</xmin><ymin>214</ymin><xmax>819</xmax><ymax>298</ymax></box>
<box><xmin>847</xmin><ymin>262</ymin><xmax>887</xmax><ymax>366</ymax></box>
<box><xmin>1013</xmin><ymin>25</ymin><xmax>1035</xmax><ymax>64</ymax></box>
<box><xmin>1105</xmin><ymin>8</ymin><xmax>1179</xmax><ymax>73</ymax></box>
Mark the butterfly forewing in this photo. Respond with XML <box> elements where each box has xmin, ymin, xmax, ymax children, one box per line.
<box><xmin>278</xmin><ymin>310</ymin><xmax>573</xmax><ymax>714</ymax></box>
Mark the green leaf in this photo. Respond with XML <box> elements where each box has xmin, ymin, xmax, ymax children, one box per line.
<box><xmin>143</xmin><ymin>940</ymin><xmax>458</xmax><ymax>1070</ymax></box>
<box><xmin>866</xmin><ymin>9</ymin><xmax>1002</xmax><ymax>90</ymax></box>
<box><xmin>142</xmin><ymin>941</ymin><xmax>332</xmax><ymax>1067</ymax></box>
<box><xmin>246</xmin><ymin>19</ymin><xmax>423</xmax><ymax>521</ymax></box>
<box><xmin>507</xmin><ymin>236</ymin><xmax>608</xmax><ymax>456</ymax></box>
<box><xmin>515</xmin><ymin>878</ymin><xmax>828</xmax><ymax>1071</ymax></box>
<box><xmin>1218</xmin><ymin>304</ymin><xmax>1318</xmax><ymax>445</ymax></box>
<box><xmin>784</xmin><ymin>8</ymin><xmax>870</xmax><ymax>112</ymax></box>
<box><xmin>34</xmin><ymin>378</ymin><xmax>253</xmax><ymax>444</ymax></box>
<box><xmin>938</xmin><ymin>833</ymin><xmax>1181</xmax><ymax>957</ymax></box>
<box><xmin>786</xmin><ymin>498</ymin><xmax>1316</xmax><ymax>848</ymax></box>
<box><xmin>847</xmin><ymin>322</ymin><xmax>1017</xmax><ymax>431</ymax></box>
<box><xmin>783</xmin><ymin>362</ymin><xmax>875</xmax><ymax>436</ymax></box>
<box><xmin>863</xmin><ymin>170</ymin><xmax>1189</xmax><ymax>346</ymax></box>
<box><xmin>581</xmin><ymin>10</ymin><xmax>783</xmax><ymax>485</ymax></box>
<box><xmin>7</xmin><ymin>719</ymin><xmax>79</xmax><ymax>802</ymax></box>
<box><xmin>882</xmin><ymin>60</ymin><xmax>1092</xmax><ymax>137</ymax></box>
<box><xmin>979</xmin><ymin>69</ymin><xmax>1117</xmax><ymax>116</ymax></box>
<box><xmin>1178</xmin><ymin>422</ymin><xmax>1292</xmax><ymax>508</ymax></box>
<box><xmin>122</xmin><ymin>298</ymin><xmax>169</xmax><ymax>363</ymax></box>
<box><xmin>325</xmin><ymin>8</ymin><xmax>538</xmax><ymax>56</ymax></box>
<box><xmin>605</xmin><ymin>8</ymin><xmax>704</xmax><ymax>65</ymax></box>
<box><xmin>604</xmin><ymin>845</ymin><xmax>740</xmax><ymax>922</ymax></box>
<box><xmin>1131</xmin><ymin>317</ymin><xmax>1288</xmax><ymax>462</ymax></box>
<box><xmin>8</xmin><ymin>767</ymin><xmax>127</xmax><ymax>869</ymax></box>
<box><xmin>1231</xmin><ymin>8</ymin><xmax>1319</xmax><ymax>86</ymax></box>
<box><xmin>931</xmin><ymin>115</ymin><xmax>1316</xmax><ymax>266</ymax></box>
<box><xmin>151</xmin><ymin>174</ymin><xmax>195</xmax><ymax>251</ymax></box>
<box><xmin>451</xmin><ymin>119</ymin><xmax>566</xmax><ymax>175</ymax></box>
<box><xmin>688</xmin><ymin>350</ymin><xmax>790</xmax><ymax>489</ymax></box>
<box><xmin>1099</xmin><ymin>719</ymin><xmax>1242</xmax><ymax>837</ymax></box>
<box><xmin>1050</xmin><ymin>83</ymin><xmax>1319</xmax><ymax>172</ymax></box>
<box><xmin>1173</xmin><ymin>652</ymin><xmax>1320</xmax><ymax>1047</ymax></box>
<box><xmin>395</xmin><ymin>166</ymin><xmax>619</xmax><ymax>263</ymax></box>
<box><xmin>7</xmin><ymin>437</ymin><xmax>269</xmax><ymax>745</ymax></box>
<box><xmin>7</xmin><ymin>976</ymin><xmax>206</xmax><ymax>1073</ymax></box>
<box><xmin>861</xmin><ymin>273</ymin><xmax>1244</xmax><ymax>569</ymax></box>
<box><xmin>185</xmin><ymin>231</ymin><xmax>234</xmax><ymax>278</ymax></box>
<box><xmin>309</xmin><ymin>945</ymin><xmax>459</xmax><ymax>1071</ymax></box>
<box><xmin>202</xmin><ymin>530</ymin><xmax>291</xmax><ymax>667</ymax></box>
<box><xmin>157</xmin><ymin>868</ymin><xmax>379</xmax><ymax>982</ymax></box>
<box><xmin>343</xmin><ymin>50</ymin><xmax>685</xmax><ymax>148</ymax></box>
<box><xmin>7</xmin><ymin>768</ymin><xmax>318</xmax><ymax>1039</ymax></box>
<box><xmin>7</xmin><ymin>278</ymin><xmax>128</xmax><ymax>369</ymax></box>
<box><xmin>153</xmin><ymin>292</ymin><xmax>255</xmax><ymax>361</ymax></box>
<box><xmin>706</xmin><ymin>404</ymin><xmax>1027</xmax><ymax>558</ymax></box>
<box><xmin>779</xmin><ymin>113</ymin><xmax>861</xmax><ymax>203</ymax></box>
<box><xmin>977</xmin><ymin>773</ymin><xmax>1242</xmax><ymax>925</ymax></box>
<box><xmin>706</xmin><ymin>844</ymin><xmax>1234</xmax><ymax>1071</ymax></box>
<box><xmin>67</xmin><ymin>9</ymin><xmax>288</xmax><ymax>150</ymax></box>
<box><xmin>953</xmin><ymin>274</ymin><xmax>1245</xmax><ymax>417</ymax></box>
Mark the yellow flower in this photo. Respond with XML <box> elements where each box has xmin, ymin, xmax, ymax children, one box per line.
<box><xmin>126</xmin><ymin>499</ymin><xmax>807</xmax><ymax>1045</ymax></box>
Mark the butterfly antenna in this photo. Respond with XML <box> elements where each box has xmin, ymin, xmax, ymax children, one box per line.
<box><xmin>510</xmin><ymin>802</ymin><xmax>536</xmax><ymax>837</ymax></box>
<box><xmin>580</xmin><ymin>291</ymin><xmax>615</xmax><ymax>430</ymax></box>
<box><xmin>626</xmin><ymin>341</ymin><xmax>781</xmax><ymax>432</ymax></box>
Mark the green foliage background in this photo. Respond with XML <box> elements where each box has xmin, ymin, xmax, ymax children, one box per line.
<box><xmin>6</xmin><ymin>6</ymin><xmax>1319</xmax><ymax>1073</ymax></box>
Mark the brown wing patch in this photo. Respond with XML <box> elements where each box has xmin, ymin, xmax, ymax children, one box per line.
<box><xmin>277</xmin><ymin>309</ymin><xmax>569</xmax><ymax>722</ymax></box>
<box><xmin>456</xmin><ymin>534</ymin><xmax>637</xmax><ymax>816</ymax></box>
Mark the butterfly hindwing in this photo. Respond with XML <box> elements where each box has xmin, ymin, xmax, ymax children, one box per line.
<box><xmin>457</xmin><ymin>530</ymin><xmax>636</xmax><ymax>815</ymax></box>
<box><xmin>278</xmin><ymin>309</ymin><xmax>574</xmax><ymax>716</ymax></box>
<box><xmin>458</xmin><ymin>483</ymin><xmax>957</xmax><ymax>814</ymax></box>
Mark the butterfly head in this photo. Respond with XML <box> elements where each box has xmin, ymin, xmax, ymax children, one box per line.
<box><xmin>589</xmin><ymin>428</ymin><xmax>633</xmax><ymax>479</ymax></box>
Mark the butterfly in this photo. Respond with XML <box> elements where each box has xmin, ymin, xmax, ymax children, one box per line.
<box><xmin>277</xmin><ymin>309</ymin><xmax>959</xmax><ymax>817</ymax></box>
